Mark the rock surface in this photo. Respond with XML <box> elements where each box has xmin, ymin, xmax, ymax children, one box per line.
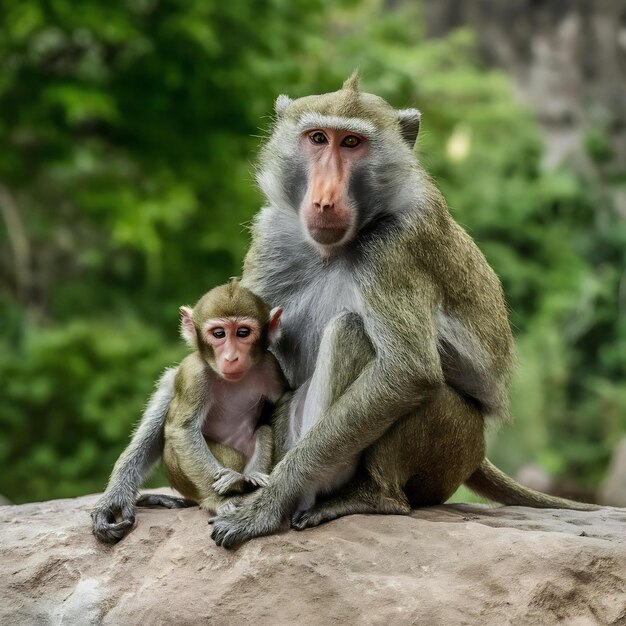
<box><xmin>1</xmin><ymin>491</ymin><xmax>625</xmax><ymax>625</ymax></box>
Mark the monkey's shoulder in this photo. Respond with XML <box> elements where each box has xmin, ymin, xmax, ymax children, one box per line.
<box><xmin>173</xmin><ymin>353</ymin><xmax>211</xmax><ymax>398</ymax></box>
<box><xmin>389</xmin><ymin>213</ymin><xmax>505</xmax><ymax>302</ymax></box>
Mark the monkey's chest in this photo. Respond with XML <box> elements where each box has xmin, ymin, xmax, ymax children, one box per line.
<box><xmin>201</xmin><ymin>389</ymin><xmax>265</xmax><ymax>459</ymax></box>
<box><xmin>273</xmin><ymin>271</ymin><xmax>363</xmax><ymax>388</ymax></box>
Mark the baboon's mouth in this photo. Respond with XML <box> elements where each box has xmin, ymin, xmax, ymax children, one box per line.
<box><xmin>308</xmin><ymin>226</ymin><xmax>348</xmax><ymax>245</ymax></box>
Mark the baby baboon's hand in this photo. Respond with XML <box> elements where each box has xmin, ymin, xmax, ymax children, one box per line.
<box><xmin>91</xmin><ymin>494</ymin><xmax>136</xmax><ymax>543</ymax></box>
<box><xmin>212</xmin><ymin>468</ymin><xmax>247</xmax><ymax>495</ymax></box>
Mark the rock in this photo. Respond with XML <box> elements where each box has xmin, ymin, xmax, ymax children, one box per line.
<box><xmin>1</xmin><ymin>491</ymin><xmax>625</xmax><ymax>625</ymax></box>
<box><xmin>0</xmin><ymin>495</ymin><xmax>12</xmax><ymax>506</ymax></box>
<box><xmin>600</xmin><ymin>437</ymin><xmax>626</xmax><ymax>507</ymax></box>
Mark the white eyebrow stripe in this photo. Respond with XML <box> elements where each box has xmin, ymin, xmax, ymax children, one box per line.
<box><xmin>297</xmin><ymin>113</ymin><xmax>377</xmax><ymax>136</ymax></box>
<box><xmin>202</xmin><ymin>317</ymin><xmax>260</xmax><ymax>332</ymax></box>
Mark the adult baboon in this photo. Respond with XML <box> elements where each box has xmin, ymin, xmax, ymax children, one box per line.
<box><xmin>210</xmin><ymin>72</ymin><xmax>597</xmax><ymax>547</ymax></box>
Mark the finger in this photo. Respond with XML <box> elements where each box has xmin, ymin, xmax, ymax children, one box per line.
<box><xmin>93</xmin><ymin>525</ymin><xmax>119</xmax><ymax>543</ymax></box>
<box><xmin>107</xmin><ymin>521</ymin><xmax>134</xmax><ymax>540</ymax></box>
<box><xmin>93</xmin><ymin>518</ymin><xmax>133</xmax><ymax>543</ymax></box>
<box><xmin>222</xmin><ymin>530</ymin><xmax>242</xmax><ymax>550</ymax></box>
<box><xmin>211</xmin><ymin>526</ymin><xmax>222</xmax><ymax>545</ymax></box>
<box><xmin>213</xmin><ymin>480</ymin><xmax>231</xmax><ymax>496</ymax></box>
<box><xmin>121</xmin><ymin>506</ymin><xmax>136</xmax><ymax>525</ymax></box>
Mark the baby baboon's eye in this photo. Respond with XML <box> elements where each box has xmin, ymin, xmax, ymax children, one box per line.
<box><xmin>236</xmin><ymin>327</ymin><xmax>251</xmax><ymax>338</ymax></box>
<box><xmin>212</xmin><ymin>328</ymin><xmax>226</xmax><ymax>339</ymax></box>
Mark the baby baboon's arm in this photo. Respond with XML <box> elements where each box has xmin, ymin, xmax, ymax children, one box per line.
<box><xmin>164</xmin><ymin>388</ymin><xmax>227</xmax><ymax>492</ymax></box>
<box><xmin>92</xmin><ymin>368</ymin><xmax>176</xmax><ymax>543</ymax></box>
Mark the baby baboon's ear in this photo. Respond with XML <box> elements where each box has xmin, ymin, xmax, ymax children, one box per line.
<box><xmin>179</xmin><ymin>306</ymin><xmax>197</xmax><ymax>348</ymax></box>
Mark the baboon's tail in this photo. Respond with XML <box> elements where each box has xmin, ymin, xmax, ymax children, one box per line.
<box><xmin>465</xmin><ymin>458</ymin><xmax>600</xmax><ymax>511</ymax></box>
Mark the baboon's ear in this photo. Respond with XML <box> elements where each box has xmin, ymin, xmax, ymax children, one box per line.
<box><xmin>274</xmin><ymin>95</ymin><xmax>293</xmax><ymax>118</ymax></box>
<box><xmin>396</xmin><ymin>108</ymin><xmax>421</xmax><ymax>147</ymax></box>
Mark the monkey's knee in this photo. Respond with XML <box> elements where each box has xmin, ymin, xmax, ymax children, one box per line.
<box><xmin>319</xmin><ymin>312</ymin><xmax>374</xmax><ymax>399</ymax></box>
<box><xmin>326</xmin><ymin>312</ymin><xmax>371</xmax><ymax>353</ymax></box>
<box><xmin>163</xmin><ymin>445</ymin><xmax>202</xmax><ymax>502</ymax></box>
<box><xmin>402</xmin><ymin>387</ymin><xmax>486</xmax><ymax>506</ymax></box>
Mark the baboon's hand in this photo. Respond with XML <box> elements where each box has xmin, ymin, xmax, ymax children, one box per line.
<box><xmin>210</xmin><ymin>486</ymin><xmax>286</xmax><ymax>548</ymax></box>
<box><xmin>212</xmin><ymin>468</ymin><xmax>247</xmax><ymax>495</ymax></box>
<box><xmin>91</xmin><ymin>495</ymin><xmax>136</xmax><ymax>543</ymax></box>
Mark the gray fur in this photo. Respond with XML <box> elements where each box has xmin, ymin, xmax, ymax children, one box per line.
<box><xmin>436</xmin><ymin>309</ymin><xmax>499</xmax><ymax>415</ymax></box>
<box><xmin>280</xmin><ymin>156</ymin><xmax>307</xmax><ymax>212</ymax></box>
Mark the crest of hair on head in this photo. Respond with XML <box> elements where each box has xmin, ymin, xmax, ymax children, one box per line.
<box><xmin>342</xmin><ymin>70</ymin><xmax>361</xmax><ymax>92</ymax></box>
<box><xmin>227</xmin><ymin>276</ymin><xmax>241</xmax><ymax>296</ymax></box>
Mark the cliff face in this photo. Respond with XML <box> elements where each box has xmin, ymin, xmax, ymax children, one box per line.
<box><xmin>423</xmin><ymin>0</ymin><xmax>626</xmax><ymax>215</ymax></box>
<box><xmin>1</xmin><ymin>492</ymin><xmax>625</xmax><ymax>625</ymax></box>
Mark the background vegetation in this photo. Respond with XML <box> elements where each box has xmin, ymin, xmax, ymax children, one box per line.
<box><xmin>1</xmin><ymin>0</ymin><xmax>624</xmax><ymax>503</ymax></box>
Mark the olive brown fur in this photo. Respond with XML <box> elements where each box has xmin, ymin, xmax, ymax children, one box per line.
<box><xmin>92</xmin><ymin>282</ymin><xmax>285</xmax><ymax>543</ymax></box>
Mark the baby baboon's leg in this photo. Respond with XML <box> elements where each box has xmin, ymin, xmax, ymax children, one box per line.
<box><xmin>241</xmin><ymin>424</ymin><xmax>273</xmax><ymax>488</ymax></box>
<box><xmin>210</xmin><ymin>440</ymin><xmax>260</xmax><ymax>496</ymax></box>
<box><xmin>271</xmin><ymin>391</ymin><xmax>294</xmax><ymax>464</ymax></box>
<box><xmin>136</xmin><ymin>494</ymin><xmax>196</xmax><ymax>508</ymax></box>
<box><xmin>202</xmin><ymin>441</ymin><xmax>249</xmax><ymax>516</ymax></box>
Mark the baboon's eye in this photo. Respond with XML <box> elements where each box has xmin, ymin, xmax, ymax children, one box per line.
<box><xmin>236</xmin><ymin>327</ymin><xmax>251</xmax><ymax>338</ymax></box>
<box><xmin>211</xmin><ymin>328</ymin><xmax>226</xmax><ymax>339</ymax></box>
<box><xmin>341</xmin><ymin>135</ymin><xmax>361</xmax><ymax>148</ymax></box>
<box><xmin>309</xmin><ymin>131</ymin><xmax>328</xmax><ymax>145</ymax></box>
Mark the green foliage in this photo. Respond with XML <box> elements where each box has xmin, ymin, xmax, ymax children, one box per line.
<box><xmin>0</xmin><ymin>320</ymin><xmax>183</xmax><ymax>502</ymax></box>
<box><xmin>1</xmin><ymin>0</ymin><xmax>624</xmax><ymax>503</ymax></box>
